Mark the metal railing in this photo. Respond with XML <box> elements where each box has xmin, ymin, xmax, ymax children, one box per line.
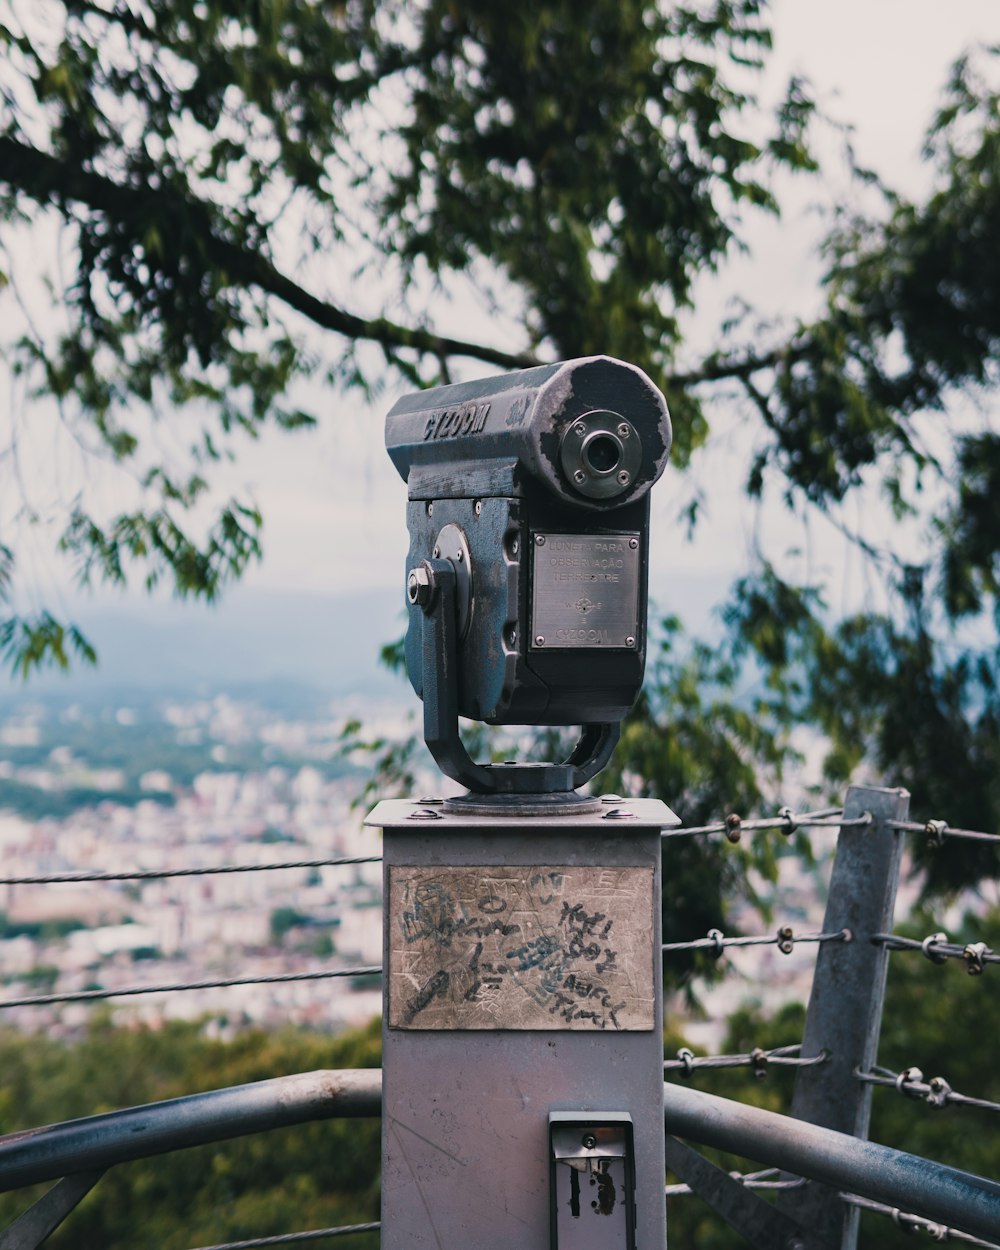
<box><xmin>1</xmin><ymin>1071</ymin><xmax>999</xmax><ymax>1248</ymax></box>
<box><xmin>0</xmin><ymin>1070</ymin><xmax>382</xmax><ymax>1250</ymax></box>
<box><xmin>2</xmin><ymin>784</ymin><xmax>999</xmax><ymax>1247</ymax></box>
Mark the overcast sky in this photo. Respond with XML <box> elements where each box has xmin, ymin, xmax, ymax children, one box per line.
<box><xmin>6</xmin><ymin>1</ymin><xmax>1000</xmax><ymax>662</ymax></box>
<box><xmin>212</xmin><ymin>2</ymin><xmax>999</xmax><ymax>606</ymax></box>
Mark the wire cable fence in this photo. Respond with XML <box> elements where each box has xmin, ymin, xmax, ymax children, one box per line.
<box><xmin>188</xmin><ymin>1224</ymin><xmax>381</xmax><ymax>1250</ymax></box>
<box><xmin>0</xmin><ymin>841</ymin><xmax>383</xmax><ymax>1014</ymax></box>
<box><xmin>665</xmin><ymin>1167</ymin><xmax>808</xmax><ymax>1197</ymax></box>
<box><xmin>1</xmin><ymin>788</ymin><xmax>999</xmax><ymax>1248</ymax></box>
<box><xmin>661</xmin><ymin>805</ymin><xmax>863</xmax><ymax>841</ymax></box>
<box><xmin>0</xmin><ymin>965</ymin><xmax>382</xmax><ymax>1011</ymax></box>
<box><xmin>658</xmin><ymin>802</ymin><xmax>997</xmax><ymax>1034</ymax></box>
<box><xmin>665</xmin><ymin>1042</ymin><xmax>826</xmax><ymax>1077</ymax></box>
<box><xmin>660</xmin><ymin>807</ymin><xmax>998</xmax><ymax>847</ymax></box>
<box><xmin>856</xmin><ymin>1065</ymin><xmax>1000</xmax><ymax>1114</ymax></box>
<box><xmin>0</xmin><ymin>802</ymin><xmax>878</xmax><ymax>886</ymax></box>
<box><xmin>0</xmin><ymin>797</ymin><xmax>882</xmax><ymax>1055</ymax></box>
<box><xmin>874</xmin><ymin>930</ymin><xmax>998</xmax><ymax>974</ymax></box>
<box><xmin>24</xmin><ymin>800</ymin><xmax>997</xmax><ymax>892</ymax></box>
<box><xmin>657</xmin><ymin>791</ymin><xmax>1000</xmax><ymax>1248</ymax></box>
<box><xmin>0</xmin><ymin>854</ymin><xmax>382</xmax><ymax>885</ymax></box>
<box><xmin>663</xmin><ymin>926</ymin><xmax>850</xmax><ymax>956</ymax></box>
<box><xmin>5</xmin><ymin>805</ymin><xmax>995</xmax><ymax>890</ymax></box>
<box><xmin>889</xmin><ymin>818</ymin><xmax>1000</xmax><ymax>846</ymax></box>
<box><xmin>0</xmin><ymin>800</ymin><xmax>855</xmax><ymax>1022</ymax></box>
<box><xmin>842</xmin><ymin>1193</ymin><xmax>1000</xmax><ymax>1248</ymax></box>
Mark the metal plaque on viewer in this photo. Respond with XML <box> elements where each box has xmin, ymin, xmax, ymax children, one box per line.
<box><xmin>387</xmin><ymin>865</ymin><xmax>655</xmax><ymax>1031</ymax></box>
<box><xmin>531</xmin><ymin>533</ymin><xmax>640</xmax><ymax>649</ymax></box>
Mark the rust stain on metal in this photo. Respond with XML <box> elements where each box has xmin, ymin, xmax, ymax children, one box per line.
<box><xmin>388</xmin><ymin>865</ymin><xmax>655</xmax><ymax>1030</ymax></box>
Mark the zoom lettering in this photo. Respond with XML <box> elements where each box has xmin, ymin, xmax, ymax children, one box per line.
<box><xmin>422</xmin><ymin>402</ymin><xmax>491</xmax><ymax>440</ymax></box>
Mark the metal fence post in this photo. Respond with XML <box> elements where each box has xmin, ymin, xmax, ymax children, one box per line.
<box><xmin>776</xmin><ymin>783</ymin><xmax>910</xmax><ymax>1248</ymax></box>
<box><xmin>368</xmin><ymin>797</ymin><xmax>674</xmax><ymax>1250</ymax></box>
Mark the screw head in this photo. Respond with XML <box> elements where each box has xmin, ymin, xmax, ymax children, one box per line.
<box><xmin>455</xmin><ymin>549</ymin><xmax>463</xmax><ymax>561</ymax></box>
<box><xmin>432</xmin><ymin>545</ymin><xmax>440</xmax><ymax>558</ymax></box>
<box><xmin>535</xmin><ymin>534</ymin><xmax>545</xmax><ymax>546</ymax></box>
<box><xmin>574</xmin><ymin>422</ymin><xmax>587</xmax><ymax>437</ymax></box>
<box><xmin>474</xmin><ymin>500</ymin><xmax>482</xmax><ymax>516</ymax></box>
<box><xmin>625</xmin><ymin>635</ymin><xmax>635</xmax><ymax>647</ymax></box>
<box><xmin>511</xmin><ymin>537</ymin><xmax>519</xmax><ymax>556</ymax></box>
<box><xmin>629</xmin><ymin>537</ymin><xmax>638</xmax><ymax>549</ymax></box>
<box><xmin>617</xmin><ymin>470</ymin><xmax>630</xmax><ymax>485</ymax></box>
<box><xmin>535</xmin><ymin>635</ymin><xmax>545</xmax><ymax>646</ymax></box>
<box><xmin>581</xmin><ymin>1133</ymin><xmax>598</xmax><ymax>1149</ymax></box>
<box><xmin>574</xmin><ymin>469</ymin><xmax>586</xmax><ymax>483</ymax></box>
<box><xmin>426</xmin><ymin>502</ymin><xmax>434</xmax><ymax>516</ymax></box>
<box><xmin>618</xmin><ymin>422</ymin><xmax>630</xmax><ymax>437</ymax></box>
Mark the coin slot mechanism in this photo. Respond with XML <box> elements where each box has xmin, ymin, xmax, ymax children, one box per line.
<box><xmin>549</xmin><ymin>1111</ymin><xmax>636</xmax><ymax>1249</ymax></box>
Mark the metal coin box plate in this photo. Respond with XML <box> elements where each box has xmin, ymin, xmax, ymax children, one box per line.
<box><xmin>387</xmin><ymin>865</ymin><xmax>655</xmax><ymax>1030</ymax></box>
<box><xmin>531</xmin><ymin>533</ymin><xmax>640</xmax><ymax>648</ymax></box>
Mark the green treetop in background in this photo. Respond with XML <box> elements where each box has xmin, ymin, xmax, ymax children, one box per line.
<box><xmin>0</xmin><ymin>0</ymin><xmax>998</xmax><ymax>895</ymax></box>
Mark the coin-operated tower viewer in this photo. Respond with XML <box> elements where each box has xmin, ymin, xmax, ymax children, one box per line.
<box><xmin>367</xmin><ymin>356</ymin><xmax>679</xmax><ymax>1250</ymax></box>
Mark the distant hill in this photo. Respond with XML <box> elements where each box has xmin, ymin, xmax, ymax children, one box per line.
<box><xmin>4</xmin><ymin>587</ymin><xmax>408</xmax><ymax>699</ymax></box>
<box><xmin>2</xmin><ymin>568</ymin><xmax>730</xmax><ymax>703</ymax></box>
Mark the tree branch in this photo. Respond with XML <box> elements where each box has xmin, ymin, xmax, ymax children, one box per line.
<box><xmin>672</xmin><ymin>337</ymin><xmax>813</xmax><ymax>387</ymax></box>
<box><xmin>0</xmin><ymin>134</ymin><xmax>825</xmax><ymax>387</ymax></box>
<box><xmin>0</xmin><ymin>135</ymin><xmax>543</xmax><ymax>373</ymax></box>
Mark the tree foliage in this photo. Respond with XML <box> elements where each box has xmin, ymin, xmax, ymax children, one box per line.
<box><xmin>0</xmin><ymin>0</ymin><xmax>812</xmax><ymax>640</ymax></box>
<box><xmin>0</xmin><ymin>1015</ymin><xmax>381</xmax><ymax>1249</ymax></box>
<box><xmin>598</xmin><ymin>614</ymin><xmax>799</xmax><ymax>987</ymax></box>
<box><xmin>0</xmin><ymin>1</ymin><xmax>998</xmax><ymax>883</ymax></box>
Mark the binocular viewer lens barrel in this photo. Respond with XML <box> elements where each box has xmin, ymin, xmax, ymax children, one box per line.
<box><xmin>385</xmin><ymin>355</ymin><xmax>670</xmax><ymax>510</ymax></box>
<box><xmin>385</xmin><ymin>356</ymin><xmax>672</xmax><ymax>796</ymax></box>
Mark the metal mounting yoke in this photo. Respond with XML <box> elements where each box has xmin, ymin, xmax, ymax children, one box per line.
<box><xmin>414</xmin><ymin>558</ymin><xmax>620</xmax><ymax>795</ymax></box>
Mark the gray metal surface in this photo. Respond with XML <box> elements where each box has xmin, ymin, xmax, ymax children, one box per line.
<box><xmin>366</xmin><ymin>798</ymin><xmax>679</xmax><ymax>831</ymax></box>
<box><xmin>403</xmin><ymin>493</ymin><xmax>521</xmax><ymax>723</ymax></box>
<box><xmin>406</xmin><ymin>554</ymin><xmax>625</xmax><ymax>791</ymax></box>
<box><xmin>384</xmin><ymin>356</ymin><xmax>671</xmax><ymax>511</ymax></box>
<box><xmin>443</xmin><ymin>790</ymin><xmax>603</xmax><ymax>817</ymax></box>
<box><xmin>392</xmin><ymin>358</ymin><xmax>671</xmax><ymax>730</ymax></box>
<box><xmin>378</xmin><ymin>811</ymin><xmax>670</xmax><ymax>1250</ymax></box>
<box><xmin>531</xmin><ymin>533</ymin><xmax>640</xmax><ymax>649</ymax></box>
<box><xmin>665</xmin><ymin>1082</ymin><xmax>1000</xmax><ymax>1245</ymax></box>
<box><xmin>0</xmin><ymin>1170</ymin><xmax>103</xmax><ymax>1250</ymax></box>
<box><xmin>776</xmin><ymin>784</ymin><xmax>910</xmax><ymax>1248</ymax></box>
<box><xmin>0</xmin><ymin>1070</ymin><xmax>381</xmax><ymax>1193</ymax></box>
<box><xmin>664</xmin><ymin>1137</ymin><xmax>815</xmax><ymax>1250</ymax></box>
<box><xmin>430</xmin><ymin>522</ymin><xmax>472</xmax><ymax>637</ymax></box>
